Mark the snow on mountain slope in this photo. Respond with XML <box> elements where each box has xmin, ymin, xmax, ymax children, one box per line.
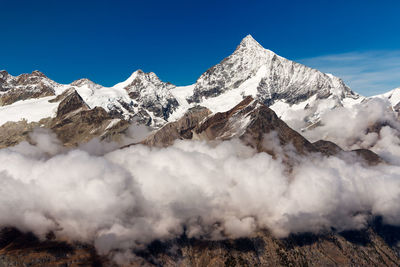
<box><xmin>0</xmin><ymin>96</ymin><xmax>58</xmax><ymax>125</ymax></box>
<box><xmin>373</xmin><ymin>87</ymin><xmax>400</xmax><ymax>111</ymax></box>
<box><xmin>0</xmin><ymin>69</ymin><xmax>181</xmax><ymax>127</ymax></box>
<box><xmin>189</xmin><ymin>35</ymin><xmax>358</xmax><ymax>106</ymax></box>
<box><xmin>169</xmin><ymin>35</ymin><xmax>362</xmax><ymax>130</ymax></box>
<box><xmin>112</xmin><ymin>70</ymin><xmax>179</xmax><ymax>121</ymax></box>
<box><xmin>1</xmin><ymin>35</ymin><xmax>392</xmax><ymax>132</ymax></box>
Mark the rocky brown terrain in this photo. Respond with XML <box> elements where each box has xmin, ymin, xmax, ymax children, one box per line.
<box><xmin>141</xmin><ymin>96</ymin><xmax>382</xmax><ymax>166</ymax></box>
<box><xmin>0</xmin><ymin>89</ymin><xmax>130</xmax><ymax>149</ymax></box>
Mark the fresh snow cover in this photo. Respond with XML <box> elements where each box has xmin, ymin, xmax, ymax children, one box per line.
<box><xmin>373</xmin><ymin>87</ymin><xmax>400</xmax><ymax>108</ymax></box>
<box><xmin>168</xmin><ymin>35</ymin><xmax>362</xmax><ymax>130</ymax></box>
<box><xmin>190</xmin><ymin>35</ymin><xmax>357</xmax><ymax>107</ymax></box>
<box><xmin>2</xmin><ymin>35</ymin><xmax>392</xmax><ymax>131</ymax></box>
<box><xmin>168</xmin><ymin>85</ymin><xmax>195</xmax><ymax>121</ymax></box>
<box><xmin>112</xmin><ymin>71</ymin><xmax>139</xmax><ymax>89</ymax></box>
<box><xmin>71</xmin><ymin>80</ymin><xmax>132</xmax><ymax>114</ymax></box>
<box><xmin>169</xmin><ymin>65</ymin><xmax>268</xmax><ymax>121</ymax></box>
<box><xmin>0</xmin><ymin>96</ymin><xmax>58</xmax><ymax>126</ymax></box>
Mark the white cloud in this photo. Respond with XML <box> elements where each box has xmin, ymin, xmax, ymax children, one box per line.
<box><xmin>298</xmin><ymin>50</ymin><xmax>400</xmax><ymax>96</ymax></box>
<box><xmin>0</xmin><ymin>126</ymin><xmax>400</xmax><ymax>260</ymax></box>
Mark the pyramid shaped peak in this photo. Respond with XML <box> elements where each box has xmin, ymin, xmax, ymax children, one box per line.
<box><xmin>113</xmin><ymin>69</ymin><xmax>167</xmax><ymax>89</ymax></box>
<box><xmin>241</xmin><ymin>34</ymin><xmax>258</xmax><ymax>43</ymax></box>
<box><xmin>238</xmin><ymin>34</ymin><xmax>264</xmax><ymax>50</ymax></box>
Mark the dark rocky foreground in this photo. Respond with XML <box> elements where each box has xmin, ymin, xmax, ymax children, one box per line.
<box><xmin>0</xmin><ymin>218</ymin><xmax>399</xmax><ymax>266</ymax></box>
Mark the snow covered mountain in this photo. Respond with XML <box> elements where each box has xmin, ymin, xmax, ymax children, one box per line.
<box><xmin>0</xmin><ymin>70</ymin><xmax>179</xmax><ymax>127</ymax></box>
<box><xmin>189</xmin><ymin>35</ymin><xmax>358</xmax><ymax>105</ymax></box>
<box><xmin>0</xmin><ymin>70</ymin><xmax>60</xmax><ymax>106</ymax></box>
<box><xmin>168</xmin><ymin>35</ymin><xmax>363</xmax><ymax>129</ymax></box>
<box><xmin>0</xmin><ymin>35</ymin><xmax>396</xmax><ymax>138</ymax></box>
<box><xmin>1</xmin><ymin>36</ymin><xmax>400</xmax><ymax>267</ymax></box>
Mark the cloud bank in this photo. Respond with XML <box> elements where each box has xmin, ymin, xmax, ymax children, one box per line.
<box><xmin>0</xmin><ymin>123</ymin><xmax>400</xmax><ymax>259</ymax></box>
<box><xmin>298</xmin><ymin>50</ymin><xmax>400</xmax><ymax>96</ymax></box>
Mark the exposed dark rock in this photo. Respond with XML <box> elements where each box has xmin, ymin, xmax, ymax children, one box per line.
<box><xmin>56</xmin><ymin>89</ymin><xmax>90</xmax><ymax>117</ymax></box>
<box><xmin>0</xmin><ymin>71</ymin><xmax>57</xmax><ymax>106</ymax></box>
<box><xmin>313</xmin><ymin>140</ymin><xmax>343</xmax><ymax>156</ymax></box>
<box><xmin>141</xmin><ymin>96</ymin><xmax>383</xmax><ymax>167</ymax></box>
<box><xmin>352</xmin><ymin>148</ymin><xmax>382</xmax><ymax>165</ymax></box>
<box><xmin>138</xmin><ymin>106</ymin><xmax>212</xmax><ymax>147</ymax></box>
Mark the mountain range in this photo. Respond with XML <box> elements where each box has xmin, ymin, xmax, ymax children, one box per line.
<box><xmin>0</xmin><ymin>35</ymin><xmax>399</xmax><ymax>266</ymax></box>
<box><xmin>1</xmin><ymin>35</ymin><xmax>398</xmax><ymax>133</ymax></box>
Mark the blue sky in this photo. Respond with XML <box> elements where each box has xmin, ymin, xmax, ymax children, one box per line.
<box><xmin>1</xmin><ymin>0</ymin><xmax>399</xmax><ymax>95</ymax></box>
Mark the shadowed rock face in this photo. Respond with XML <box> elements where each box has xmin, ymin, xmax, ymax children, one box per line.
<box><xmin>141</xmin><ymin>96</ymin><xmax>382</xmax><ymax>165</ymax></box>
<box><xmin>55</xmin><ymin>89</ymin><xmax>90</xmax><ymax>117</ymax></box>
<box><xmin>131</xmin><ymin>220</ymin><xmax>400</xmax><ymax>267</ymax></box>
<box><xmin>1</xmin><ymin>220</ymin><xmax>399</xmax><ymax>267</ymax></box>
<box><xmin>0</xmin><ymin>228</ymin><xmax>107</xmax><ymax>267</ymax></box>
<box><xmin>140</xmin><ymin>106</ymin><xmax>212</xmax><ymax>147</ymax></box>
<box><xmin>313</xmin><ymin>140</ymin><xmax>382</xmax><ymax>165</ymax></box>
<box><xmin>193</xmin><ymin>96</ymin><xmax>319</xmax><ymax>157</ymax></box>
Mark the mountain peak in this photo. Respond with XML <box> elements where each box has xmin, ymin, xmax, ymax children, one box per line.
<box><xmin>31</xmin><ymin>70</ymin><xmax>46</xmax><ymax>78</ymax></box>
<box><xmin>236</xmin><ymin>34</ymin><xmax>266</xmax><ymax>52</ymax></box>
<box><xmin>239</xmin><ymin>34</ymin><xmax>258</xmax><ymax>45</ymax></box>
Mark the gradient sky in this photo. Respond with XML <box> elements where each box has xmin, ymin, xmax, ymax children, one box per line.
<box><xmin>1</xmin><ymin>0</ymin><xmax>399</xmax><ymax>95</ymax></box>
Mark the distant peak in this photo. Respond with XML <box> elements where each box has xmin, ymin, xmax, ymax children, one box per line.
<box><xmin>31</xmin><ymin>70</ymin><xmax>46</xmax><ymax>77</ymax></box>
<box><xmin>113</xmin><ymin>69</ymin><xmax>161</xmax><ymax>89</ymax></box>
<box><xmin>70</xmin><ymin>78</ymin><xmax>96</xmax><ymax>87</ymax></box>
<box><xmin>133</xmin><ymin>69</ymin><xmax>144</xmax><ymax>75</ymax></box>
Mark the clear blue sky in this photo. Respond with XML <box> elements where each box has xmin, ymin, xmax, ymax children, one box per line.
<box><xmin>1</xmin><ymin>0</ymin><xmax>399</xmax><ymax>95</ymax></box>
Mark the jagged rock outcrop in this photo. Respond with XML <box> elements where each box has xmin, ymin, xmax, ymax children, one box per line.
<box><xmin>142</xmin><ymin>96</ymin><xmax>382</xmax><ymax>165</ymax></box>
<box><xmin>48</xmin><ymin>90</ymin><xmax>130</xmax><ymax>146</ymax></box>
<box><xmin>55</xmin><ymin>89</ymin><xmax>90</xmax><ymax>117</ymax></box>
<box><xmin>0</xmin><ymin>70</ymin><xmax>58</xmax><ymax>106</ymax></box>
<box><xmin>113</xmin><ymin>70</ymin><xmax>179</xmax><ymax>123</ymax></box>
<box><xmin>141</xmin><ymin>106</ymin><xmax>212</xmax><ymax>147</ymax></box>
<box><xmin>193</xmin><ymin>96</ymin><xmax>318</xmax><ymax>157</ymax></box>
